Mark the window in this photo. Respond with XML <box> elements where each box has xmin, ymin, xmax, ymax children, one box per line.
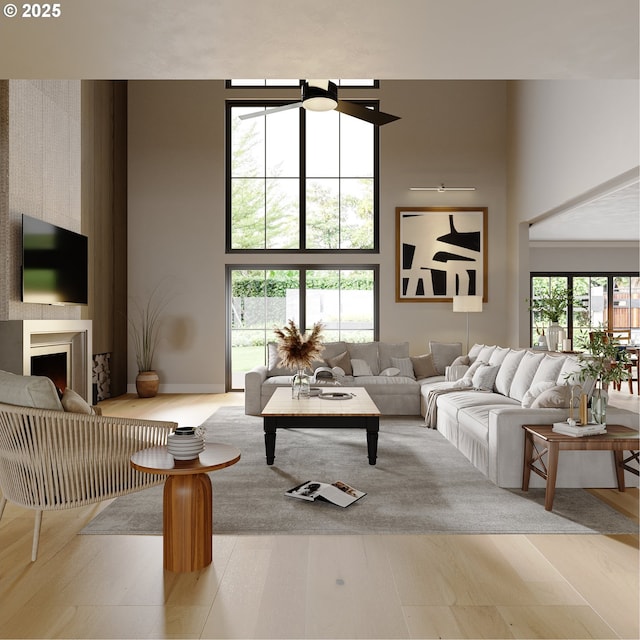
<box><xmin>530</xmin><ymin>273</ymin><xmax>640</xmax><ymax>349</ymax></box>
<box><xmin>226</xmin><ymin>99</ymin><xmax>379</xmax><ymax>251</ymax></box>
<box><xmin>227</xmin><ymin>266</ymin><xmax>378</xmax><ymax>389</ymax></box>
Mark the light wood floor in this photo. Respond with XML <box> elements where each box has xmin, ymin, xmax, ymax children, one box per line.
<box><xmin>0</xmin><ymin>391</ymin><xmax>638</xmax><ymax>639</ymax></box>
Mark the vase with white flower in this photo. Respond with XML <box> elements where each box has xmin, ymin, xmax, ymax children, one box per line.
<box><xmin>274</xmin><ymin>320</ymin><xmax>325</xmax><ymax>398</ymax></box>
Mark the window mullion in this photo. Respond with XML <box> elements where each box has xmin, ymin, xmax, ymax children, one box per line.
<box><xmin>300</xmin><ymin>109</ymin><xmax>306</xmax><ymax>251</ymax></box>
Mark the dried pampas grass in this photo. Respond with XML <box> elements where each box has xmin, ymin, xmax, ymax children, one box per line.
<box><xmin>274</xmin><ymin>320</ymin><xmax>325</xmax><ymax>371</ymax></box>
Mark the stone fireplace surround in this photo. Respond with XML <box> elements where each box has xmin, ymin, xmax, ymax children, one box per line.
<box><xmin>0</xmin><ymin>320</ymin><xmax>92</xmax><ymax>403</ymax></box>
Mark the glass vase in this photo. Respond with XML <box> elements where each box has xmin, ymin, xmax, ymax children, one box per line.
<box><xmin>291</xmin><ymin>369</ymin><xmax>311</xmax><ymax>399</ymax></box>
<box><xmin>590</xmin><ymin>386</ymin><xmax>608</xmax><ymax>425</ymax></box>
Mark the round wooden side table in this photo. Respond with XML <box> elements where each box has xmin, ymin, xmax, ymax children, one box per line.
<box><xmin>131</xmin><ymin>442</ymin><xmax>241</xmax><ymax>572</ymax></box>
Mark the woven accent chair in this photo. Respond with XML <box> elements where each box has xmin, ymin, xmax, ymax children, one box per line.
<box><xmin>0</xmin><ymin>402</ymin><xmax>176</xmax><ymax>561</ymax></box>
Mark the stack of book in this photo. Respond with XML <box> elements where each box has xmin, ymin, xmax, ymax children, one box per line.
<box><xmin>552</xmin><ymin>422</ymin><xmax>606</xmax><ymax>437</ymax></box>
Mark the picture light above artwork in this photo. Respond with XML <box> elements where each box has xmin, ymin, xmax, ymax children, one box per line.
<box><xmin>410</xmin><ymin>183</ymin><xmax>476</xmax><ymax>192</ymax></box>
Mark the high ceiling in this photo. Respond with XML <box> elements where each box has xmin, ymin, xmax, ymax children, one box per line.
<box><xmin>1</xmin><ymin>0</ymin><xmax>637</xmax><ymax>243</ymax></box>
<box><xmin>0</xmin><ymin>0</ymin><xmax>637</xmax><ymax>80</ymax></box>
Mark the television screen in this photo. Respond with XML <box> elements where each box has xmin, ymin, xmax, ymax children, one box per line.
<box><xmin>22</xmin><ymin>214</ymin><xmax>88</xmax><ymax>305</ymax></box>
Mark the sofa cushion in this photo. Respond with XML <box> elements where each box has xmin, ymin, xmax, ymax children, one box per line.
<box><xmin>267</xmin><ymin>342</ymin><xmax>297</xmax><ymax>376</ymax></box>
<box><xmin>494</xmin><ymin>349</ymin><xmax>526</xmax><ymax>397</ymax></box>
<box><xmin>0</xmin><ymin>369</ymin><xmax>64</xmax><ymax>411</ymax></box>
<box><xmin>508</xmin><ymin>351</ymin><xmax>546</xmax><ymax>401</ymax></box>
<box><xmin>488</xmin><ymin>346</ymin><xmax>510</xmax><ymax>366</ymax></box>
<box><xmin>391</xmin><ymin>356</ymin><xmax>415</xmax><ymax>379</ymax></box>
<box><xmin>438</xmin><ymin>390</ymin><xmax>518</xmax><ymax>421</ymax></box>
<box><xmin>531</xmin><ymin>354</ymin><xmax>566</xmax><ymax>387</ymax></box>
<box><xmin>347</xmin><ymin>342</ymin><xmax>379</xmax><ymax>375</ymax></box>
<box><xmin>378</xmin><ymin>342</ymin><xmax>410</xmax><ymax>371</ymax></box>
<box><xmin>411</xmin><ymin>353</ymin><xmax>439</xmax><ymax>379</ymax></box>
<box><xmin>429</xmin><ymin>341</ymin><xmax>462</xmax><ymax>375</ymax></box>
<box><xmin>467</xmin><ymin>343</ymin><xmax>484</xmax><ymax>363</ymax></box>
<box><xmin>476</xmin><ymin>345</ymin><xmax>497</xmax><ymax>362</ymax></box>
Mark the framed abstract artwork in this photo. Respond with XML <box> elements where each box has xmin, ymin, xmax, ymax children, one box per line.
<box><xmin>396</xmin><ymin>207</ymin><xmax>488</xmax><ymax>302</ymax></box>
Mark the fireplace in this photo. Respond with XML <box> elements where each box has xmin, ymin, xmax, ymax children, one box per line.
<box><xmin>0</xmin><ymin>320</ymin><xmax>92</xmax><ymax>403</ymax></box>
<box><xmin>30</xmin><ymin>346</ymin><xmax>71</xmax><ymax>395</ymax></box>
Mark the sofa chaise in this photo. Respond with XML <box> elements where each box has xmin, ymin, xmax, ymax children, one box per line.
<box><xmin>419</xmin><ymin>343</ymin><xmax>639</xmax><ymax>488</ymax></box>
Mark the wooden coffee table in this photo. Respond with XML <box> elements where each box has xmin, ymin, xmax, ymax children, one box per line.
<box><xmin>131</xmin><ymin>442</ymin><xmax>241</xmax><ymax>572</ymax></box>
<box><xmin>261</xmin><ymin>386</ymin><xmax>381</xmax><ymax>465</ymax></box>
<box><xmin>522</xmin><ymin>424</ymin><xmax>639</xmax><ymax>511</ymax></box>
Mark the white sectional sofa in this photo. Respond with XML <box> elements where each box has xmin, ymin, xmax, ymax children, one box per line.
<box><xmin>244</xmin><ymin>340</ymin><xmax>462</xmax><ymax>416</ymax></box>
<box><xmin>420</xmin><ymin>344</ymin><xmax>639</xmax><ymax>488</ymax></box>
<box><xmin>245</xmin><ymin>340</ymin><xmax>638</xmax><ymax>490</ymax></box>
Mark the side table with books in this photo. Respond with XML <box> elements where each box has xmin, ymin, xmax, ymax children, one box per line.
<box><xmin>521</xmin><ymin>424</ymin><xmax>639</xmax><ymax>511</ymax></box>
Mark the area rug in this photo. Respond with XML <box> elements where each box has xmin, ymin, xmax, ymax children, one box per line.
<box><xmin>80</xmin><ymin>407</ymin><xmax>638</xmax><ymax>536</ymax></box>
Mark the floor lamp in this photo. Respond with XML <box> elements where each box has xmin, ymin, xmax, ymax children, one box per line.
<box><xmin>452</xmin><ymin>295</ymin><xmax>483</xmax><ymax>353</ymax></box>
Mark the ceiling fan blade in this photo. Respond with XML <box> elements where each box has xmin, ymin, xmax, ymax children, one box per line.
<box><xmin>335</xmin><ymin>100</ymin><xmax>401</xmax><ymax>126</ymax></box>
<box><xmin>238</xmin><ymin>103</ymin><xmax>302</xmax><ymax>120</ymax></box>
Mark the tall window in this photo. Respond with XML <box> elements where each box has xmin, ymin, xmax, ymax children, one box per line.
<box><xmin>227</xmin><ymin>267</ymin><xmax>378</xmax><ymax>389</ymax></box>
<box><xmin>226</xmin><ymin>81</ymin><xmax>383</xmax><ymax>390</ymax></box>
<box><xmin>226</xmin><ymin>101</ymin><xmax>379</xmax><ymax>251</ymax></box>
<box><xmin>530</xmin><ymin>273</ymin><xmax>640</xmax><ymax>348</ymax></box>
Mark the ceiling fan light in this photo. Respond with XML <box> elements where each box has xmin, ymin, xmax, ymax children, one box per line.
<box><xmin>302</xmin><ymin>80</ymin><xmax>338</xmax><ymax>112</ymax></box>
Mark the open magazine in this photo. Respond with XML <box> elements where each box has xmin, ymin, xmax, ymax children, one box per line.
<box><xmin>285</xmin><ymin>480</ymin><xmax>366</xmax><ymax>508</ymax></box>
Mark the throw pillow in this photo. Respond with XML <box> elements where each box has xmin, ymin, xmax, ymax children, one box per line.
<box><xmin>429</xmin><ymin>341</ymin><xmax>462</xmax><ymax>375</ymax></box>
<box><xmin>351</xmin><ymin>358</ymin><xmax>373</xmax><ymax>377</ymax></box>
<box><xmin>531</xmin><ymin>385</ymin><xmax>571</xmax><ymax>408</ymax></box>
<box><xmin>411</xmin><ymin>353</ymin><xmax>439</xmax><ymax>379</ymax></box>
<box><xmin>380</xmin><ymin>367</ymin><xmax>400</xmax><ymax>377</ymax></box>
<box><xmin>459</xmin><ymin>359</ymin><xmax>486</xmax><ymax>386</ymax></box>
<box><xmin>327</xmin><ymin>351</ymin><xmax>352</xmax><ymax>375</ymax></box>
<box><xmin>378</xmin><ymin>342</ymin><xmax>410</xmax><ymax>372</ymax></box>
<box><xmin>521</xmin><ymin>380</ymin><xmax>556</xmax><ymax>408</ymax></box>
<box><xmin>391</xmin><ymin>356</ymin><xmax>415</xmax><ymax>379</ymax></box>
<box><xmin>471</xmin><ymin>364</ymin><xmax>500</xmax><ymax>391</ymax></box>
<box><xmin>61</xmin><ymin>387</ymin><xmax>94</xmax><ymax>414</ymax></box>
<box><xmin>451</xmin><ymin>355</ymin><xmax>470</xmax><ymax>367</ymax></box>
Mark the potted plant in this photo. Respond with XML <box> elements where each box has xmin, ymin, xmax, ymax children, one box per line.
<box><xmin>273</xmin><ymin>320</ymin><xmax>324</xmax><ymax>398</ymax></box>
<box><xmin>129</xmin><ymin>286</ymin><xmax>168</xmax><ymax>398</ymax></box>
<box><xmin>574</xmin><ymin>328</ymin><xmax>631</xmax><ymax>424</ymax></box>
<box><xmin>528</xmin><ymin>284</ymin><xmax>583</xmax><ymax>351</ymax></box>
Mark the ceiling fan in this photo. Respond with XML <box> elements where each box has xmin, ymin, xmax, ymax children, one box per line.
<box><xmin>237</xmin><ymin>79</ymin><xmax>401</xmax><ymax>126</ymax></box>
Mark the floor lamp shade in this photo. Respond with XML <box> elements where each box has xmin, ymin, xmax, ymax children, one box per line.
<box><xmin>452</xmin><ymin>295</ymin><xmax>483</xmax><ymax>313</ymax></box>
<box><xmin>453</xmin><ymin>295</ymin><xmax>483</xmax><ymax>352</ymax></box>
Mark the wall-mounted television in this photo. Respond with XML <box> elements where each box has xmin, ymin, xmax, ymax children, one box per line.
<box><xmin>22</xmin><ymin>214</ymin><xmax>88</xmax><ymax>305</ymax></box>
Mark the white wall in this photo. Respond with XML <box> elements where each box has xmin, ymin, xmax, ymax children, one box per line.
<box><xmin>506</xmin><ymin>80</ymin><xmax>640</xmax><ymax>345</ymax></box>
<box><xmin>127</xmin><ymin>80</ymin><xmax>509</xmax><ymax>391</ymax></box>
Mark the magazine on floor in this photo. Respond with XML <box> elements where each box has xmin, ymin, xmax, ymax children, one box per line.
<box><xmin>285</xmin><ymin>480</ymin><xmax>366</xmax><ymax>507</ymax></box>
